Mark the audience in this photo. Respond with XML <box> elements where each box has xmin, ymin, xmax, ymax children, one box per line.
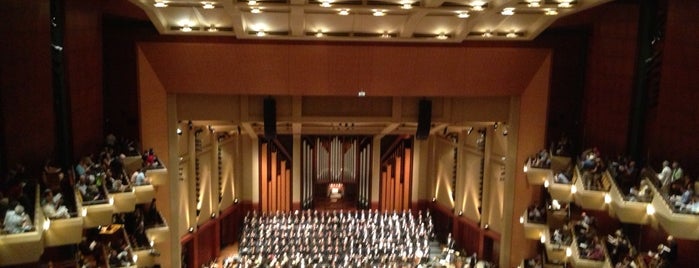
<box><xmin>3</xmin><ymin>204</ymin><xmax>33</xmax><ymax>234</ymax></box>
<box><xmin>527</xmin><ymin>150</ymin><xmax>551</xmax><ymax>169</ymax></box>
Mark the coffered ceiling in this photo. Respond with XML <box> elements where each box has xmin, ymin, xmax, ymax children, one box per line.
<box><xmin>129</xmin><ymin>0</ymin><xmax>611</xmax><ymax>42</ymax></box>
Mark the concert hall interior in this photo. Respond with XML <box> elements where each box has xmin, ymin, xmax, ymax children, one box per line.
<box><xmin>1</xmin><ymin>0</ymin><xmax>699</xmax><ymax>267</ymax></box>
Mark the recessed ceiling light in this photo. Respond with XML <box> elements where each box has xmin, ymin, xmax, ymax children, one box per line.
<box><xmin>436</xmin><ymin>33</ymin><xmax>448</xmax><ymax>40</ymax></box>
<box><xmin>154</xmin><ymin>1</ymin><xmax>168</xmax><ymax>7</ymax></box>
<box><xmin>372</xmin><ymin>9</ymin><xmax>386</xmax><ymax>16</ymax></box>
<box><xmin>181</xmin><ymin>26</ymin><xmax>192</xmax><ymax>32</ymax></box>
<box><xmin>506</xmin><ymin>32</ymin><xmax>518</xmax><ymax>38</ymax></box>
<box><xmin>338</xmin><ymin>9</ymin><xmax>350</xmax><ymax>15</ymax></box>
<box><xmin>457</xmin><ymin>11</ymin><xmax>470</xmax><ymax>18</ymax></box>
<box><xmin>401</xmin><ymin>3</ymin><xmax>412</xmax><ymax>9</ymax></box>
<box><xmin>358</xmin><ymin>91</ymin><xmax>366</xmax><ymax>97</ymax></box>
<box><xmin>248</xmin><ymin>0</ymin><xmax>257</xmax><ymax>5</ymax></box>
<box><xmin>202</xmin><ymin>2</ymin><xmax>215</xmax><ymax>9</ymax></box>
<box><xmin>381</xmin><ymin>31</ymin><xmax>391</xmax><ymax>38</ymax></box>
<box><xmin>558</xmin><ymin>2</ymin><xmax>572</xmax><ymax>8</ymax></box>
<box><xmin>501</xmin><ymin>7</ymin><xmax>515</xmax><ymax>15</ymax></box>
<box><xmin>544</xmin><ymin>8</ymin><xmax>558</xmax><ymax>15</ymax></box>
<box><xmin>470</xmin><ymin>0</ymin><xmax>485</xmax><ymax>11</ymax></box>
<box><xmin>320</xmin><ymin>0</ymin><xmax>332</xmax><ymax>7</ymax></box>
<box><xmin>482</xmin><ymin>31</ymin><xmax>492</xmax><ymax>37</ymax></box>
<box><xmin>526</xmin><ymin>0</ymin><xmax>540</xmax><ymax>7</ymax></box>
<box><xmin>256</xmin><ymin>31</ymin><xmax>266</xmax><ymax>36</ymax></box>
<box><xmin>251</xmin><ymin>7</ymin><xmax>261</xmax><ymax>13</ymax></box>
<box><xmin>315</xmin><ymin>30</ymin><xmax>324</xmax><ymax>37</ymax></box>
<box><xmin>208</xmin><ymin>25</ymin><xmax>218</xmax><ymax>32</ymax></box>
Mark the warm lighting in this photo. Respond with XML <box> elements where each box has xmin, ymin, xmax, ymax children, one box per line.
<box><xmin>338</xmin><ymin>9</ymin><xmax>350</xmax><ymax>15</ymax></box>
<box><xmin>380</xmin><ymin>32</ymin><xmax>391</xmax><ymax>38</ymax></box>
<box><xmin>211</xmin><ymin>213</ymin><xmax>216</xmax><ymax>219</ymax></box>
<box><xmin>519</xmin><ymin>216</ymin><xmax>524</xmax><ymax>224</ymax></box>
<box><xmin>570</xmin><ymin>185</ymin><xmax>577</xmax><ymax>194</ymax></box>
<box><xmin>457</xmin><ymin>11</ymin><xmax>470</xmax><ymax>18</ymax></box>
<box><xmin>527</xmin><ymin>1</ymin><xmax>540</xmax><ymax>8</ymax></box>
<box><xmin>256</xmin><ymin>31</ymin><xmax>266</xmax><ymax>36</ymax></box>
<box><xmin>181</xmin><ymin>26</ymin><xmax>192</xmax><ymax>32</ymax></box>
<box><xmin>458</xmin><ymin>210</ymin><xmax>463</xmax><ymax>216</ymax></box>
<box><xmin>154</xmin><ymin>1</ymin><xmax>168</xmax><ymax>8</ymax></box>
<box><xmin>646</xmin><ymin>204</ymin><xmax>655</xmax><ymax>215</ymax></box>
<box><xmin>372</xmin><ymin>9</ymin><xmax>386</xmax><ymax>16</ymax></box>
<box><xmin>43</xmin><ymin>218</ymin><xmax>51</xmax><ymax>230</ymax></box>
<box><xmin>150</xmin><ymin>240</ymin><xmax>155</xmax><ymax>247</ymax></box>
<box><xmin>483</xmin><ymin>224</ymin><xmax>489</xmax><ymax>230</ymax></box>
<box><xmin>470</xmin><ymin>0</ymin><xmax>485</xmax><ymax>11</ymax></box>
<box><xmin>188</xmin><ymin>227</ymin><xmax>195</xmax><ymax>233</ymax></box>
<box><xmin>604</xmin><ymin>193</ymin><xmax>612</xmax><ymax>204</ymax></box>
<box><xmin>544</xmin><ymin>180</ymin><xmax>550</xmax><ymax>188</ymax></box>
<box><xmin>208</xmin><ymin>25</ymin><xmax>218</xmax><ymax>32</ymax></box>
<box><xmin>501</xmin><ymin>7</ymin><xmax>515</xmax><ymax>16</ymax></box>
<box><xmin>133</xmin><ymin>255</ymin><xmax>138</xmax><ymax>263</ymax></box>
<box><xmin>320</xmin><ymin>0</ymin><xmax>332</xmax><ymax>7</ymax></box>
<box><xmin>315</xmin><ymin>30</ymin><xmax>324</xmax><ymax>37</ymax></box>
<box><xmin>358</xmin><ymin>90</ymin><xmax>366</xmax><ymax>97</ymax></box>
<box><xmin>202</xmin><ymin>2</ymin><xmax>215</xmax><ymax>9</ymax></box>
<box><xmin>544</xmin><ymin>8</ymin><xmax>558</xmax><ymax>15</ymax></box>
<box><xmin>251</xmin><ymin>7</ymin><xmax>261</xmax><ymax>13</ymax></box>
<box><xmin>109</xmin><ymin>197</ymin><xmax>114</xmax><ymax>205</ymax></box>
<box><xmin>248</xmin><ymin>0</ymin><xmax>257</xmax><ymax>5</ymax></box>
<box><xmin>506</xmin><ymin>31</ymin><xmax>518</xmax><ymax>38</ymax></box>
<box><xmin>432</xmin><ymin>197</ymin><xmax>436</xmax><ymax>202</ymax></box>
<box><xmin>540</xmin><ymin>234</ymin><xmax>546</xmax><ymax>243</ymax></box>
<box><xmin>234</xmin><ymin>198</ymin><xmax>239</xmax><ymax>204</ymax></box>
<box><xmin>482</xmin><ymin>31</ymin><xmax>492</xmax><ymax>37</ymax></box>
<box><xmin>177</xmin><ymin>128</ymin><xmax>183</xmax><ymax>135</ymax></box>
<box><xmin>566</xmin><ymin>247</ymin><xmax>572</xmax><ymax>257</ymax></box>
<box><xmin>523</xmin><ymin>165</ymin><xmax>528</xmax><ymax>173</ymax></box>
<box><xmin>401</xmin><ymin>3</ymin><xmax>413</xmax><ymax>9</ymax></box>
<box><xmin>558</xmin><ymin>2</ymin><xmax>572</xmax><ymax>8</ymax></box>
<box><xmin>81</xmin><ymin>208</ymin><xmax>88</xmax><ymax>217</ymax></box>
<box><xmin>436</xmin><ymin>33</ymin><xmax>448</xmax><ymax>40</ymax></box>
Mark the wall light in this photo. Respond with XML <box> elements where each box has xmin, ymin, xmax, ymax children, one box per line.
<box><xmin>401</xmin><ymin>2</ymin><xmax>413</xmax><ymax>9</ymax></box>
<box><xmin>320</xmin><ymin>0</ymin><xmax>332</xmax><ymax>7</ymax></box>
<box><xmin>544</xmin><ymin>180</ymin><xmax>550</xmax><ymax>188</ymax></box>
<box><xmin>566</xmin><ymin>247</ymin><xmax>572</xmax><ymax>257</ymax></box>
<box><xmin>150</xmin><ymin>240</ymin><xmax>155</xmax><ymax>247</ymax></box>
<box><xmin>248</xmin><ymin>0</ymin><xmax>257</xmax><ymax>5</ymax></box>
<box><xmin>256</xmin><ymin>31</ymin><xmax>266</xmax><ymax>36</ymax></box>
<box><xmin>43</xmin><ymin>218</ymin><xmax>51</xmax><ymax>230</ymax></box>
<box><xmin>436</xmin><ymin>33</ymin><xmax>448</xmax><ymax>40</ymax></box>
<box><xmin>540</xmin><ymin>234</ymin><xmax>546</xmax><ymax>244</ymax></box>
<box><xmin>234</xmin><ymin>198</ymin><xmax>239</xmax><ymax>204</ymax></box>
<box><xmin>544</xmin><ymin>8</ymin><xmax>558</xmax><ymax>16</ymax></box>
<box><xmin>177</xmin><ymin>128</ymin><xmax>183</xmax><ymax>135</ymax></box>
<box><xmin>570</xmin><ymin>185</ymin><xmax>577</xmax><ymax>194</ymax></box>
<box><xmin>458</xmin><ymin>210</ymin><xmax>463</xmax><ymax>216</ymax></box>
<box><xmin>372</xmin><ymin>9</ymin><xmax>386</xmax><ymax>16</ymax></box>
<box><xmin>109</xmin><ymin>197</ymin><xmax>114</xmax><ymax>205</ymax></box>
<box><xmin>432</xmin><ymin>197</ymin><xmax>436</xmax><ymax>202</ymax></box>
<box><xmin>646</xmin><ymin>204</ymin><xmax>655</xmax><ymax>215</ymax></box>
<box><xmin>202</xmin><ymin>2</ymin><xmax>215</xmax><ymax>9</ymax></box>
<box><xmin>457</xmin><ymin>11</ymin><xmax>470</xmax><ymax>18</ymax></box>
<box><xmin>604</xmin><ymin>193</ymin><xmax>612</xmax><ymax>204</ymax></box>
<box><xmin>519</xmin><ymin>216</ymin><xmax>524</xmax><ymax>224</ymax></box>
<box><xmin>188</xmin><ymin>227</ymin><xmax>195</xmax><ymax>233</ymax></box>
<box><xmin>181</xmin><ymin>26</ymin><xmax>192</xmax><ymax>32</ymax></box>
<box><xmin>251</xmin><ymin>7</ymin><xmax>262</xmax><ymax>13</ymax></box>
<box><xmin>211</xmin><ymin>213</ymin><xmax>216</xmax><ymax>219</ymax></box>
<box><xmin>484</xmin><ymin>224</ymin><xmax>489</xmax><ymax>230</ymax></box>
<box><xmin>82</xmin><ymin>207</ymin><xmax>88</xmax><ymax>217</ymax></box>
<box><xmin>133</xmin><ymin>255</ymin><xmax>138</xmax><ymax>263</ymax></box>
<box><xmin>527</xmin><ymin>0</ymin><xmax>540</xmax><ymax>8</ymax></box>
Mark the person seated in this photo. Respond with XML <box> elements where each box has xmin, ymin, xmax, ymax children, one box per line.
<box><xmin>75</xmin><ymin>156</ymin><xmax>93</xmax><ymax>178</ymax></box>
<box><xmin>42</xmin><ymin>190</ymin><xmax>70</xmax><ymax>219</ymax></box>
<box><xmin>4</xmin><ymin>204</ymin><xmax>32</xmax><ymax>233</ymax></box>
<box><xmin>112</xmin><ymin>179</ymin><xmax>127</xmax><ymax>192</ymax></box>
<box><xmin>131</xmin><ymin>169</ymin><xmax>147</xmax><ymax>186</ymax></box>
<box><xmin>555</xmin><ymin>172</ymin><xmax>571</xmax><ymax>184</ymax></box>
<box><xmin>586</xmin><ymin>243</ymin><xmax>605</xmax><ymax>261</ymax></box>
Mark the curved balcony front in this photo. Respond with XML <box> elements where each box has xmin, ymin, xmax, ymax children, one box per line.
<box><xmin>647</xmin><ymin>181</ymin><xmax>699</xmax><ymax>240</ymax></box>
<box><xmin>525</xmin><ymin>164</ymin><xmax>553</xmax><ymax>186</ymax></box>
<box><xmin>77</xmin><ymin>188</ymin><xmax>115</xmax><ymax>228</ymax></box>
<box><xmin>607</xmin><ymin>178</ymin><xmax>652</xmax><ymax>225</ymax></box>
<box><xmin>572</xmin><ymin>167</ymin><xmax>609</xmax><ymax>211</ymax></box>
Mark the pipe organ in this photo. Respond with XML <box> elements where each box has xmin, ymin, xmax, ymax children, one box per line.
<box><xmin>302</xmin><ymin>136</ymin><xmax>372</xmax><ymax>208</ymax></box>
<box><xmin>380</xmin><ymin>138</ymin><xmax>412</xmax><ymax>211</ymax></box>
<box><xmin>259</xmin><ymin>141</ymin><xmax>291</xmax><ymax>212</ymax></box>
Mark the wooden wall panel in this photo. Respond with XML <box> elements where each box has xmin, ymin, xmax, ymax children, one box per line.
<box><xmin>260</xmin><ymin>143</ymin><xmax>268</xmax><ymax>212</ymax></box>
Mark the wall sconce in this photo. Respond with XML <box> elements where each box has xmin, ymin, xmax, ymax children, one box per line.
<box><xmin>540</xmin><ymin>234</ymin><xmax>546</xmax><ymax>244</ymax></box>
<box><xmin>566</xmin><ymin>247</ymin><xmax>572</xmax><ymax>257</ymax></box>
<box><xmin>177</xmin><ymin>128</ymin><xmax>183</xmax><ymax>135</ymax></box>
<box><xmin>484</xmin><ymin>224</ymin><xmax>489</xmax><ymax>230</ymax></box>
<box><xmin>150</xmin><ymin>240</ymin><xmax>155</xmax><ymax>247</ymax></box>
<box><xmin>431</xmin><ymin>197</ymin><xmax>436</xmax><ymax>202</ymax></box>
<box><xmin>604</xmin><ymin>193</ymin><xmax>612</xmax><ymax>204</ymax></box>
<box><xmin>646</xmin><ymin>204</ymin><xmax>655</xmax><ymax>215</ymax></box>
<box><xmin>458</xmin><ymin>210</ymin><xmax>463</xmax><ymax>216</ymax></box>
<box><xmin>188</xmin><ymin>227</ymin><xmax>195</xmax><ymax>233</ymax></box>
<box><xmin>234</xmin><ymin>198</ymin><xmax>239</xmax><ymax>204</ymax></box>
<box><xmin>523</xmin><ymin>165</ymin><xmax>528</xmax><ymax>173</ymax></box>
<box><xmin>43</xmin><ymin>218</ymin><xmax>51</xmax><ymax>230</ymax></box>
<box><xmin>544</xmin><ymin>180</ymin><xmax>550</xmax><ymax>188</ymax></box>
<box><xmin>81</xmin><ymin>208</ymin><xmax>88</xmax><ymax>217</ymax></box>
<box><xmin>519</xmin><ymin>216</ymin><xmax>524</xmax><ymax>224</ymax></box>
<box><xmin>109</xmin><ymin>197</ymin><xmax>114</xmax><ymax>205</ymax></box>
<box><xmin>211</xmin><ymin>213</ymin><xmax>216</xmax><ymax>219</ymax></box>
<box><xmin>570</xmin><ymin>185</ymin><xmax>577</xmax><ymax>194</ymax></box>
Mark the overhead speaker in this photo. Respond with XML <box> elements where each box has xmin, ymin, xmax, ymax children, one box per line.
<box><xmin>264</xmin><ymin>97</ymin><xmax>277</xmax><ymax>140</ymax></box>
<box><xmin>416</xmin><ymin>99</ymin><xmax>432</xmax><ymax>140</ymax></box>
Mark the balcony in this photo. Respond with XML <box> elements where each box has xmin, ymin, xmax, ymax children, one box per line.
<box><xmin>0</xmin><ymin>185</ymin><xmax>45</xmax><ymax>266</ymax></box>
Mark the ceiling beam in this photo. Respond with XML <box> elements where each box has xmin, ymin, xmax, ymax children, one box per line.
<box><xmin>222</xmin><ymin>0</ymin><xmax>246</xmax><ymax>37</ymax></box>
<box><xmin>454</xmin><ymin>0</ymin><xmax>520</xmax><ymax>41</ymax></box>
<box><xmin>289</xmin><ymin>7</ymin><xmax>305</xmax><ymax>36</ymax></box>
<box><xmin>292</xmin><ymin>123</ymin><xmax>302</xmax><ymax>135</ymax></box>
<box><xmin>379</xmin><ymin>123</ymin><xmax>401</xmax><ymax>135</ymax></box>
<box><xmin>423</xmin><ymin>0</ymin><xmax>446</xmax><ymax>8</ymax></box>
<box><xmin>400</xmin><ymin>10</ymin><xmax>429</xmax><ymax>38</ymax></box>
<box><xmin>430</xmin><ymin>123</ymin><xmax>448</xmax><ymax>135</ymax></box>
<box><xmin>128</xmin><ymin>0</ymin><xmax>168</xmax><ymax>33</ymax></box>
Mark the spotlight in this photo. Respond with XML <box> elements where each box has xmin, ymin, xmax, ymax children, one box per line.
<box><xmin>189</xmin><ymin>227</ymin><xmax>195</xmax><ymax>233</ymax></box>
<box><xmin>646</xmin><ymin>204</ymin><xmax>655</xmax><ymax>215</ymax></box>
<box><xmin>177</xmin><ymin>128</ymin><xmax>183</xmax><ymax>135</ymax></box>
<box><xmin>431</xmin><ymin>197</ymin><xmax>436</xmax><ymax>202</ymax></box>
<box><xmin>544</xmin><ymin>180</ymin><xmax>550</xmax><ymax>188</ymax></box>
<box><xmin>211</xmin><ymin>213</ymin><xmax>216</xmax><ymax>219</ymax></box>
<box><xmin>570</xmin><ymin>185</ymin><xmax>577</xmax><ymax>194</ymax></box>
<box><xmin>484</xmin><ymin>224</ymin><xmax>489</xmax><ymax>230</ymax></box>
<box><xmin>234</xmin><ymin>198</ymin><xmax>239</xmax><ymax>204</ymax></box>
<box><xmin>458</xmin><ymin>210</ymin><xmax>463</xmax><ymax>216</ymax></box>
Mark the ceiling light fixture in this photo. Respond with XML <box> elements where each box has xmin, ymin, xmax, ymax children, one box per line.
<box><xmin>320</xmin><ymin>0</ymin><xmax>332</xmax><ymax>7</ymax></box>
<box><xmin>338</xmin><ymin>9</ymin><xmax>350</xmax><ymax>15</ymax></box>
<box><xmin>470</xmin><ymin>1</ymin><xmax>486</xmax><ymax>11</ymax></box>
<box><xmin>315</xmin><ymin>30</ymin><xmax>324</xmax><ymax>37</ymax></box>
<box><xmin>457</xmin><ymin>11</ymin><xmax>470</xmax><ymax>18</ymax></box>
<box><xmin>357</xmin><ymin>90</ymin><xmax>366</xmax><ymax>97</ymax></box>
<box><xmin>202</xmin><ymin>2</ymin><xmax>215</xmax><ymax>9</ymax></box>
<box><xmin>154</xmin><ymin>1</ymin><xmax>168</xmax><ymax>8</ymax></box>
<box><xmin>251</xmin><ymin>7</ymin><xmax>261</xmax><ymax>13</ymax></box>
<box><xmin>401</xmin><ymin>3</ymin><xmax>413</xmax><ymax>9</ymax></box>
<box><xmin>544</xmin><ymin>8</ymin><xmax>558</xmax><ymax>15</ymax></box>
<box><xmin>256</xmin><ymin>31</ymin><xmax>266</xmax><ymax>36</ymax></box>
<box><xmin>558</xmin><ymin>2</ymin><xmax>572</xmax><ymax>8</ymax></box>
<box><xmin>248</xmin><ymin>0</ymin><xmax>257</xmax><ymax>5</ymax></box>
<box><xmin>208</xmin><ymin>25</ymin><xmax>218</xmax><ymax>32</ymax></box>
<box><xmin>506</xmin><ymin>31</ymin><xmax>518</xmax><ymax>38</ymax></box>
<box><xmin>381</xmin><ymin>31</ymin><xmax>391</xmax><ymax>38</ymax></box>
<box><xmin>526</xmin><ymin>0</ymin><xmax>541</xmax><ymax>7</ymax></box>
<box><xmin>482</xmin><ymin>31</ymin><xmax>492</xmax><ymax>37</ymax></box>
<box><xmin>436</xmin><ymin>33</ymin><xmax>448</xmax><ymax>40</ymax></box>
<box><xmin>181</xmin><ymin>26</ymin><xmax>192</xmax><ymax>32</ymax></box>
<box><xmin>372</xmin><ymin>9</ymin><xmax>386</xmax><ymax>16</ymax></box>
<box><xmin>501</xmin><ymin>7</ymin><xmax>515</xmax><ymax>16</ymax></box>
